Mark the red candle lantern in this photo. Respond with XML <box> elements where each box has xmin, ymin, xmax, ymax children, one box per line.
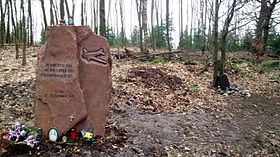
<box><xmin>70</xmin><ymin>128</ymin><xmax>77</xmax><ymax>140</ymax></box>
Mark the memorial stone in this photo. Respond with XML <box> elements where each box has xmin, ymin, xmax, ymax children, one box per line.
<box><xmin>35</xmin><ymin>26</ymin><xmax>111</xmax><ymax>137</ymax></box>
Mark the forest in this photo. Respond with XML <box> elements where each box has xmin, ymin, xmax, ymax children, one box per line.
<box><xmin>0</xmin><ymin>0</ymin><xmax>280</xmax><ymax>156</ymax></box>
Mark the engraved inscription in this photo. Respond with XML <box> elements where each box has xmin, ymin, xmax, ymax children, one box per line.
<box><xmin>43</xmin><ymin>90</ymin><xmax>75</xmax><ymax>98</ymax></box>
<box><xmin>81</xmin><ymin>48</ymin><xmax>107</xmax><ymax>64</ymax></box>
<box><xmin>40</xmin><ymin>63</ymin><xmax>74</xmax><ymax>78</ymax></box>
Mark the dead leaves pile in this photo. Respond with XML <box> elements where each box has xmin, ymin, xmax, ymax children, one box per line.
<box><xmin>112</xmin><ymin>59</ymin><xmax>228</xmax><ymax>113</ymax></box>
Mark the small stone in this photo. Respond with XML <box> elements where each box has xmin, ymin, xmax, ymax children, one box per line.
<box><xmin>25</xmin><ymin>120</ymin><xmax>35</xmax><ymax>128</ymax></box>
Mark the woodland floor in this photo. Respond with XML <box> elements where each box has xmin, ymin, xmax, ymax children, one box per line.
<box><xmin>0</xmin><ymin>46</ymin><xmax>279</xmax><ymax>156</ymax></box>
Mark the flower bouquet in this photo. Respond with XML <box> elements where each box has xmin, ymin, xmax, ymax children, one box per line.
<box><xmin>2</xmin><ymin>122</ymin><xmax>40</xmax><ymax>150</ymax></box>
<box><xmin>80</xmin><ymin>129</ymin><xmax>95</xmax><ymax>145</ymax></box>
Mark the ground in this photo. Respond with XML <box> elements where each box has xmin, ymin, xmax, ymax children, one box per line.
<box><xmin>0</xmin><ymin>46</ymin><xmax>279</xmax><ymax>156</ymax></box>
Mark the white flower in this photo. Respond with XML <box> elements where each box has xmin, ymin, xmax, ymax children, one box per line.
<box><xmin>24</xmin><ymin>135</ymin><xmax>38</xmax><ymax>148</ymax></box>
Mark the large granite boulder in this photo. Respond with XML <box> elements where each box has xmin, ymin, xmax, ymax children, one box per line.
<box><xmin>35</xmin><ymin>26</ymin><xmax>111</xmax><ymax>137</ymax></box>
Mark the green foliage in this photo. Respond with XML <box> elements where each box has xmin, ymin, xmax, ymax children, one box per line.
<box><xmin>257</xmin><ymin>60</ymin><xmax>280</xmax><ymax>73</ymax></box>
<box><xmin>179</xmin><ymin>27</ymin><xmax>192</xmax><ymax>50</ymax></box>
<box><xmin>105</xmin><ymin>26</ymin><xmax>128</xmax><ymax>47</ymax></box>
<box><xmin>106</xmin><ymin>27</ymin><xmax>118</xmax><ymax>47</ymax></box>
<box><xmin>150</xmin><ymin>57</ymin><xmax>167</xmax><ymax>64</ymax></box>
<box><xmin>10</xmin><ymin>20</ymin><xmax>26</xmax><ymax>43</ymax></box>
<box><xmin>148</xmin><ymin>18</ymin><xmax>174</xmax><ymax>49</ymax></box>
<box><xmin>40</xmin><ymin>28</ymin><xmax>45</xmax><ymax>44</ymax></box>
<box><xmin>192</xmin><ymin>28</ymin><xmax>204</xmax><ymax>51</ymax></box>
<box><xmin>267</xmin><ymin>28</ymin><xmax>280</xmax><ymax>55</ymax></box>
<box><xmin>188</xmin><ymin>84</ymin><xmax>200</xmax><ymax>93</ymax></box>
<box><xmin>149</xmin><ymin>24</ymin><xmax>167</xmax><ymax>49</ymax></box>
<box><xmin>226</xmin><ymin>32</ymin><xmax>242</xmax><ymax>52</ymax></box>
<box><xmin>240</xmin><ymin>30</ymin><xmax>253</xmax><ymax>52</ymax></box>
<box><xmin>119</xmin><ymin>29</ymin><xmax>128</xmax><ymax>47</ymax></box>
<box><xmin>129</xmin><ymin>26</ymin><xmax>140</xmax><ymax>47</ymax></box>
<box><xmin>261</xmin><ymin>60</ymin><xmax>280</xmax><ymax>69</ymax></box>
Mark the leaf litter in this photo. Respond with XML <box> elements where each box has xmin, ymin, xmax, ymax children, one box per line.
<box><xmin>0</xmin><ymin>47</ymin><xmax>279</xmax><ymax>156</ymax></box>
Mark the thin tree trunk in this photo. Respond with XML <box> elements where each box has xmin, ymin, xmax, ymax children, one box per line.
<box><xmin>179</xmin><ymin>0</ymin><xmax>183</xmax><ymax>50</ymax></box>
<box><xmin>40</xmin><ymin>0</ymin><xmax>48</xmax><ymax>29</ymax></box>
<box><xmin>9</xmin><ymin>0</ymin><xmax>19</xmax><ymax>58</ymax></box>
<box><xmin>151</xmin><ymin>0</ymin><xmax>155</xmax><ymax>51</ymax></box>
<box><xmin>91</xmin><ymin>0</ymin><xmax>94</xmax><ymax>28</ymax></box>
<box><xmin>53</xmin><ymin>1</ymin><xmax>59</xmax><ymax>24</ymax></box>
<box><xmin>65</xmin><ymin>0</ymin><xmax>70</xmax><ymax>17</ymax></box>
<box><xmin>166</xmin><ymin>0</ymin><xmax>171</xmax><ymax>51</ymax></box>
<box><xmin>60</xmin><ymin>0</ymin><xmax>65</xmax><ymax>20</ymax></box>
<box><xmin>81</xmin><ymin>0</ymin><xmax>84</xmax><ymax>25</ymax></box>
<box><xmin>136</xmin><ymin>0</ymin><xmax>143</xmax><ymax>52</ymax></box>
<box><xmin>50</xmin><ymin>0</ymin><xmax>55</xmax><ymax>25</ymax></box>
<box><xmin>114</xmin><ymin>0</ymin><xmax>120</xmax><ymax>51</ymax></box>
<box><xmin>190</xmin><ymin>0</ymin><xmax>194</xmax><ymax>52</ymax></box>
<box><xmin>100</xmin><ymin>0</ymin><xmax>106</xmax><ymax>37</ymax></box>
<box><xmin>119</xmin><ymin>0</ymin><xmax>125</xmax><ymax>47</ymax></box>
<box><xmin>208</xmin><ymin>0</ymin><xmax>213</xmax><ymax>49</ymax></box>
<box><xmin>21</xmin><ymin>0</ymin><xmax>27</xmax><ymax>66</ymax></box>
<box><xmin>107</xmin><ymin>0</ymin><xmax>111</xmax><ymax>31</ymax></box>
<box><xmin>28</xmin><ymin>0</ymin><xmax>33</xmax><ymax>45</ymax></box>
<box><xmin>72</xmin><ymin>0</ymin><xmax>75</xmax><ymax>17</ymax></box>
<box><xmin>142</xmin><ymin>0</ymin><xmax>148</xmax><ymax>53</ymax></box>
<box><xmin>212</xmin><ymin>0</ymin><xmax>219</xmax><ymax>87</ymax></box>
<box><xmin>220</xmin><ymin>0</ymin><xmax>237</xmax><ymax>74</ymax></box>
<box><xmin>6</xmin><ymin>2</ymin><xmax>11</xmax><ymax>44</ymax></box>
<box><xmin>93</xmin><ymin>0</ymin><xmax>98</xmax><ymax>33</ymax></box>
<box><xmin>0</xmin><ymin>0</ymin><xmax>8</xmax><ymax>48</ymax></box>
<box><xmin>84</xmin><ymin>0</ymin><xmax>87</xmax><ymax>25</ymax></box>
<box><xmin>155</xmin><ymin>0</ymin><xmax>159</xmax><ymax>49</ymax></box>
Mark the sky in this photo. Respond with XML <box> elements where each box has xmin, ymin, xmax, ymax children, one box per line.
<box><xmin>29</xmin><ymin>0</ymin><xmax>190</xmax><ymax>47</ymax></box>
<box><xmin>6</xmin><ymin>0</ymin><xmax>279</xmax><ymax>48</ymax></box>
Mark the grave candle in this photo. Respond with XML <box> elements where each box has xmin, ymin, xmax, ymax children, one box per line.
<box><xmin>70</xmin><ymin>128</ymin><xmax>77</xmax><ymax>140</ymax></box>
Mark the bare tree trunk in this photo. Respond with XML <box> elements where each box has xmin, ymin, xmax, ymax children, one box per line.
<box><xmin>72</xmin><ymin>0</ymin><xmax>75</xmax><ymax>17</ymax></box>
<box><xmin>253</xmin><ymin>0</ymin><xmax>279</xmax><ymax>57</ymax></box>
<box><xmin>65</xmin><ymin>0</ymin><xmax>70</xmax><ymax>17</ymax></box>
<box><xmin>28</xmin><ymin>0</ymin><xmax>33</xmax><ymax>45</ymax></box>
<box><xmin>166</xmin><ymin>0</ymin><xmax>171</xmax><ymax>51</ymax></box>
<box><xmin>220</xmin><ymin>0</ymin><xmax>237</xmax><ymax>74</ymax></box>
<box><xmin>9</xmin><ymin>0</ymin><xmax>19</xmax><ymax>58</ymax></box>
<box><xmin>21</xmin><ymin>0</ymin><xmax>27</xmax><ymax>66</ymax></box>
<box><xmin>91</xmin><ymin>0</ymin><xmax>94</xmax><ymax>28</ymax></box>
<box><xmin>100</xmin><ymin>0</ymin><xmax>106</xmax><ymax>37</ymax></box>
<box><xmin>179</xmin><ymin>0</ymin><xmax>183</xmax><ymax>50</ymax></box>
<box><xmin>119</xmin><ymin>0</ymin><xmax>125</xmax><ymax>47</ymax></box>
<box><xmin>53</xmin><ymin>1</ymin><xmax>59</xmax><ymax>24</ymax></box>
<box><xmin>60</xmin><ymin>0</ymin><xmax>65</xmax><ymax>20</ymax></box>
<box><xmin>6</xmin><ymin>1</ymin><xmax>11</xmax><ymax>44</ymax></box>
<box><xmin>107</xmin><ymin>0</ymin><xmax>111</xmax><ymax>31</ymax></box>
<box><xmin>84</xmin><ymin>0</ymin><xmax>87</xmax><ymax>25</ymax></box>
<box><xmin>142</xmin><ymin>0</ymin><xmax>148</xmax><ymax>53</ymax></box>
<box><xmin>212</xmin><ymin>0</ymin><xmax>219</xmax><ymax>87</ymax></box>
<box><xmin>40</xmin><ymin>0</ymin><xmax>48</xmax><ymax>29</ymax></box>
<box><xmin>203</xmin><ymin>0</ymin><xmax>208</xmax><ymax>51</ymax></box>
<box><xmin>136</xmin><ymin>0</ymin><xmax>143</xmax><ymax>52</ymax></box>
<box><xmin>93</xmin><ymin>0</ymin><xmax>98</xmax><ymax>33</ymax></box>
<box><xmin>81</xmin><ymin>0</ymin><xmax>84</xmax><ymax>25</ymax></box>
<box><xmin>151</xmin><ymin>0</ymin><xmax>156</xmax><ymax>51</ymax></box>
<box><xmin>208</xmin><ymin>0</ymin><xmax>213</xmax><ymax>49</ymax></box>
<box><xmin>50</xmin><ymin>0</ymin><xmax>55</xmax><ymax>25</ymax></box>
<box><xmin>190</xmin><ymin>0</ymin><xmax>194</xmax><ymax>52</ymax></box>
<box><xmin>114</xmin><ymin>0</ymin><xmax>120</xmax><ymax>51</ymax></box>
<box><xmin>0</xmin><ymin>0</ymin><xmax>8</xmax><ymax>48</ymax></box>
<box><xmin>155</xmin><ymin>0</ymin><xmax>159</xmax><ymax>49</ymax></box>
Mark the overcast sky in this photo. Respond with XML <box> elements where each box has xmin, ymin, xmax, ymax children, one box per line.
<box><xmin>8</xmin><ymin>0</ymin><xmax>280</xmax><ymax>47</ymax></box>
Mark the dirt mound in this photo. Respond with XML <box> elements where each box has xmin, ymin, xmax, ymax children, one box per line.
<box><xmin>125</xmin><ymin>67</ymin><xmax>183</xmax><ymax>90</ymax></box>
